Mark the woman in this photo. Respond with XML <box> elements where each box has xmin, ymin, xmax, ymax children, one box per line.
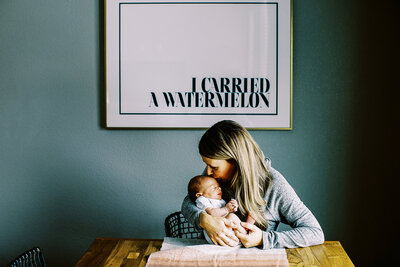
<box><xmin>181</xmin><ymin>120</ymin><xmax>324</xmax><ymax>249</ymax></box>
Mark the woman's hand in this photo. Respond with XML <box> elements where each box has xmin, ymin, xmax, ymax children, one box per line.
<box><xmin>235</xmin><ymin>222</ymin><xmax>263</xmax><ymax>248</ymax></box>
<box><xmin>199</xmin><ymin>212</ymin><xmax>240</xmax><ymax>247</ymax></box>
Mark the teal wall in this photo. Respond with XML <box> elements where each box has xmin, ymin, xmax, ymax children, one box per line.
<box><xmin>1</xmin><ymin>0</ymin><xmax>397</xmax><ymax>266</ymax></box>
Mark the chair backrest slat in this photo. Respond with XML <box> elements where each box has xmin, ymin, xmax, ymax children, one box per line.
<box><xmin>7</xmin><ymin>247</ymin><xmax>46</xmax><ymax>267</ymax></box>
<box><xmin>165</xmin><ymin>211</ymin><xmax>204</xmax><ymax>239</ymax></box>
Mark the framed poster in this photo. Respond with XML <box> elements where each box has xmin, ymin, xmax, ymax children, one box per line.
<box><xmin>105</xmin><ymin>0</ymin><xmax>292</xmax><ymax>129</ymax></box>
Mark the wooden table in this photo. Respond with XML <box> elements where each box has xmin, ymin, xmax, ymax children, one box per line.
<box><xmin>75</xmin><ymin>238</ymin><xmax>354</xmax><ymax>267</ymax></box>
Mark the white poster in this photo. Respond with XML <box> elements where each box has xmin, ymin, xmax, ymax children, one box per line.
<box><xmin>106</xmin><ymin>0</ymin><xmax>292</xmax><ymax>129</ymax></box>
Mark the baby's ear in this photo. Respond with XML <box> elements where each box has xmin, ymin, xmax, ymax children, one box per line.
<box><xmin>196</xmin><ymin>193</ymin><xmax>202</xmax><ymax>198</ymax></box>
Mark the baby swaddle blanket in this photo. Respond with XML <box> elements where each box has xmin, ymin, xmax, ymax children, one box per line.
<box><xmin>146</xmin><ymin>237</ymin><xmax>289</xmax><ymax>267</ymax></box>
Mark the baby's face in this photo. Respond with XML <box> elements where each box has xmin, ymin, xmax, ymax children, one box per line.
<box><xmin>199</xmin><ymin>177</ymin><xmax>222</xmax><ymax>200</ymax></box>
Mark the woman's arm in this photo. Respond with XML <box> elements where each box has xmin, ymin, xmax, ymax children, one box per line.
<box><xmin>199</xmin><ymin>212</ymin><xmax>240</xmax><ymax>246</ymax></box>
<box><xmin>181</xmin><ymin>195</ymin><xmax>240</xmax><ymax>246</ymax></box>
<box><xmin>181</xmin><ymin>195</ymin><xmax>203</xmax><ymax>230</ymax></box>
<box><xmin>235</xmin><ymin>165</ymin><xmax>324</xmax><ymax>249</ymax></box>
<box><xmin>261</xmin><ymin>167</ymin><xmax>325</xmax><ymax>249</ymax></box>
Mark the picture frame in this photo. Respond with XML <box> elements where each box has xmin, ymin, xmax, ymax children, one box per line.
<box><xmin>105</xmin><ymin>0</ymin><xmax>292</xmax><ymax>129</ymax></box>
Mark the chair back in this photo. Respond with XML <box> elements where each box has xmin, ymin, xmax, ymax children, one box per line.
<box><xmin>7</xmin><ymin>247</ymin><xmax>46</xmax><ymax>267</ymax></box>
<box><xmin>165</xmin><ymin>211</ymin><xmax>204</xmax><ymax>239</ymax></box>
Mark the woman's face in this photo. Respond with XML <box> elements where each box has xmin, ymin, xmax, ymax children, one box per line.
<box><xmin>201</xmin><ymin>156</ymin><xmax>236</xmax><ymax>182</ymax></box>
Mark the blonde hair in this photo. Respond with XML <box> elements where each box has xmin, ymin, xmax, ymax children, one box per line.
<box><xmin>199</xmin><ymin>120</ymin><xmax>270</xmax><ymax>228</ymax></box>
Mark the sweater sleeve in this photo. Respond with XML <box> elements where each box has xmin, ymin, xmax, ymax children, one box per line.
<box><xmin>181</xmin><ymin>194</ymin><xmax>203</xmax><ymax>230</ymax></box>
<box><xmin>262</xmin><ymin>164</ymin><xmax>325</xmax><ymax>249</ymax></box>
<box><xmin>181</xmin><ymin>168</ymin><xmax>208</xmax><ymax>230</ymax></box>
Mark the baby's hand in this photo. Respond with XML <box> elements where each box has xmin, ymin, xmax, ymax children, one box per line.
<box><xmin>226</xmin><ymin>199</ymin><xmax>238</xmax><ymax>212</ymax></box>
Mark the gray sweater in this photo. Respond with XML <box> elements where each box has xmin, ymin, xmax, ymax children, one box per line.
<box><xmin>181</xmin><ymin>159</ymin><xmax>325</xmax><ymax>249</ymax></box>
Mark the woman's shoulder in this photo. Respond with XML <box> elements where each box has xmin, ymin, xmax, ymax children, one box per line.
<box><xmin>265</xmin><ymin>158</ymin><xmax>296</xmax><ymax>196</ymax></box>
<box><xmin>265</xmin><ymin>158</ymin><xmax>286</xmax><ymax>185</ymax></box>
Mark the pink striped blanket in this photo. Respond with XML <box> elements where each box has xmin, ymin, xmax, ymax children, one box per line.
<box><xmin>146</xmin><ymin>238</ymin><xmax>289</xmax><ymax>267</ymax></box>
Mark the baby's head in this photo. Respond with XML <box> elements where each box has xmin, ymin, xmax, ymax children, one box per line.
<box><xmin>188</xmin><ymin>175</ymin><xmax>222</xmax><ymax>202</ymax></box>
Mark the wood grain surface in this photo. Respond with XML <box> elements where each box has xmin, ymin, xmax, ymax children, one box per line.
<box><xmin>75</xmin><ymin>238</ymin><xmax>353</xmax><ymax>267</ymax></box>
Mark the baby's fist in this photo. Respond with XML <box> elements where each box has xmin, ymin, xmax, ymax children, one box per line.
<box><xmin>226</xmin><ymin>199</ymin><xmax>238</xmax><ymax>212</ymax></box>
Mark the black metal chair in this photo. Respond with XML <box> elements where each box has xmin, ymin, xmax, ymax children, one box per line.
<box><xmin>7</xmin><ymin>247</ymin><xmax>46</xmax><ymax>267</ymax></box>
<box><xmin>165</xmin><ymin>211</ymin><xmax>204</xmax><ymax>239</ymax></box>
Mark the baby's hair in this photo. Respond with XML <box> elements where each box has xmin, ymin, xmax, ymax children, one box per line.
<box><xmin>188</xmin><ymin>175</ymin><xmax>209</xmax><ymax>202</ymax></box>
